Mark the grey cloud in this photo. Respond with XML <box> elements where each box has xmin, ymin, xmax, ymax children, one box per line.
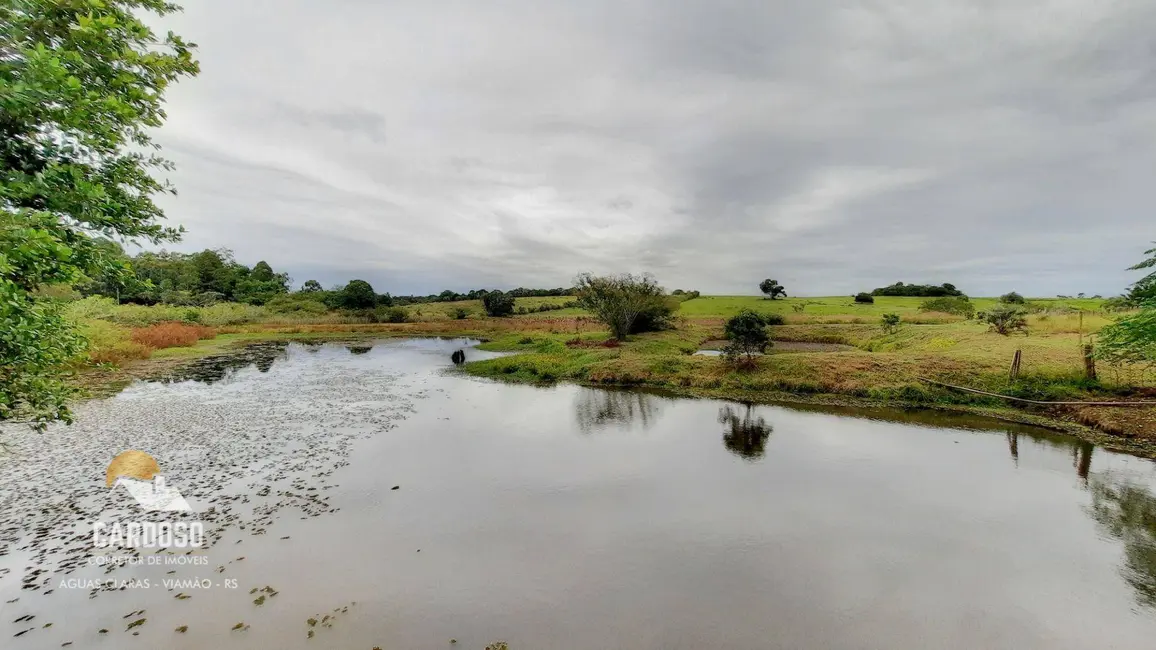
<box><xmin>151</xmin><ymin>0</ymin><xmax>1156</xmax><ymax>296</ymax></box>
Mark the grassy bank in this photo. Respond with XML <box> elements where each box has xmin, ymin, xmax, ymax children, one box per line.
<box><xmin>63</xmin><ymin>294</ymin><xmax>1156</xmax><ymax>453</ymax></box>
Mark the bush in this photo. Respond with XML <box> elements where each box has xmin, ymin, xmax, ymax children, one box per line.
<box><xmin>199</xmin><ymin>303</ymin><xmax>265</xmax><ymax>326</ymax></box>
<box><xmin>984</xmin><ymin>305</ymin><xmax>1029</xmax><ymax>335</ymax></box>
<box><xmin>919</xmin><ymin>296</ymin><xmax>975</xmax><ymax>317</ymax></box>
<box><xmin>574</xmin><ymin>272</ymin><xmax>673</xmax><ymax>339</ymax></box>
<box><xmin>482</xmin><ymin>291</ymin><xmax>516</xmax><ymax>317</ymax></box>
<box><xmin>452</xmin><ymin>307</ymin><xmax>469</xmax><ymax>319</ymax></box>
<box><xmin>81</xmin><ymin>320</ymin><xmax>151</xmax><ymax>365</ymax></box>
<box><xmin>1096</xmin><ymin>301</ymin><xmax>1156</xmax><ymax>365</ymax></box>
<box><xmin>854</xmin><ymin>292</ymin><xmax>875</xmax><ymax>304</ymax></box>
<box><xmin>1103</xmin><ymin>296</ymin><xmax>1135</xmax><ymax>312</ymax></box>
<box><xmin>763</xmin><ymin>313</ymin><xmax>785</xmax><ymax>326</ymax></box>
<box><xmin>881</xmin><ymin>313</ymin><xmax>901</xmax><ymax>333</ymax></box>
<box><xmin>380</xmin><ymin>307</ymin><xmax>408</xmax><ymax>323</ymax></box>
<box><xmin>266</xmin><ymin>294</ymin><xmax>328</xmax><ymax>315</ymax></box>
<box><xmin>723</xmin><ymin>310</ymin><xmax>772</xmax><ymax>364</ymax></box>
<box><xmin>131</xmin><ymin>322</ymin><xmax>214</xmax><ymax>349</ymax></box>
<box><xmin>999</xmin><ymin>291</ymin><xmax>1026</xmax><ymax>304</ymax></box>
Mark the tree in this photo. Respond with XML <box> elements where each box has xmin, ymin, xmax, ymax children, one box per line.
<box><xmin>301</xmin><ymin>280</ymin><xmax>323</xmax><ymax>293</ymax></box>
<box><xmin>1096</xmin><ymin>302</ymin><xmax>1156</xmax><ymax>366</ymax></box>
<box><xmin>854</xmin><ymin>292</ymin><xmax>875</xmax><ymax>304</ymax></box>
<box><xmin>339</xmin><ymin>279</ymin><xmax>377</xmax><ymax>310</ymax></box>
<box><xmin>1125</xmin><ymin>243</ymin><xmax>1156</xmax><ymax>304</ymax></box>
<box><xmin>722</xmin><ymin>309</ymin><xmax>771</xmax><ymax>364</ymax></box>
<box><xmin>985</xmin><ymin>305</ymin><xmax>1028</xmax><ymax>336</ymax></box>
<box><xmin>574</xmin><ymin>273</ymin><xmax>670</xmax><ymax>340</ymax></box>
<box><xmin>759</xmin><ymin>279</ymin><xmax>787</xmax><ymax>299</ymax></box>
<box><xmin>250</xmin><ymin>260</ymin><xmax>274</xmax><ymax>282</ymax></box>
<box><xmin>482</xmin><ymin>291</ymin><xmax>515</xmax><ymax>316</ymax></box>
<box><xmin>1</xmin><ymin>0</ymin><xmax>198</xmax><ymax>428</ymax></box>
<box><xmin>999</xmin><ymin>291</ymin><xmax>1026</xmax><ymax>304</ymax></box>
<box><xmin>881</xmin><ymin>313</ymin><xmax>901</xmax><ymax>334</ymax></box>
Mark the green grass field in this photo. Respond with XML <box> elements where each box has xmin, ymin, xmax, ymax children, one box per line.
<box><xmin>675</xmin><ymin>295</ymin><xmax>1106</xmax><ymax>319</ymax></box>
<box><xmin>70</xmin><ymin>292</ymin><xmax>1155</xmax><ymax>449</ymax></box>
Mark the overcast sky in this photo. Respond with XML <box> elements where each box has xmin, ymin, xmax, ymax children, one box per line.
<box><xmin>150</xmin><ymin>0</ymin><xmax>1156</xmax><ymax>297</ymax></box>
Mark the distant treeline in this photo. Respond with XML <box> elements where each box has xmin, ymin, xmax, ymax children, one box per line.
<box><xmin>393</xmin><ymin>286</ymin><xmax>575</xmax><ymax>306</ymax></box>
<box><xmin>80</xmin><ymin>244</ymin><xmax>292</xmax><ymax>306</ymax></box>
<box><xmin>870</xmin><ymin>282</ymin><xmax>964</xmax><ymax>297</ymax></box>
<box><xmin>78</xmin><ymin>244</ymin><xmax>579</xmax><ymax>309</ymax></box>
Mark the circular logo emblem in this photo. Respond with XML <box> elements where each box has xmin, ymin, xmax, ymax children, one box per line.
<box><xmin>106</xmin><ymin>450</ymin><xmax>161</xmax><ymax>488</ymax></box>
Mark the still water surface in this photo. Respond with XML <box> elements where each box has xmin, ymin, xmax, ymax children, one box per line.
<box><xmin>1</xmin><ymin>338</ymin><xmax>1155</xmax><ymax>649</ymax></box>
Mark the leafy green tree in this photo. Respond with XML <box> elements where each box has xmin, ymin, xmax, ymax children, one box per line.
<box><xmin>759</xmin><ymin>278</ymin><xmax>787</xmax><ymax>299</ymax></box>
<box><xmin>881</xmin><ymin>313</ymin><xmax>901</xmax><ymax>333</ymax></box>
<box><xmin>1096</xmin><ymin>303</ymin><xmax>1156</xmax><ymax>366</ymax></box>
<box><xmin>339</xmin><ymin>279</ymin><xmax>377</xmax><ymax>310</ymax></box>
<box><xmin>854</xmin><ymin>292</ymin><xmax>875</xmax><ymax>304</ymax></box>
<box><xmin>999</xmin><ymin>291</ymin><xmax>1026</xmax><ymax>304</ymax></box>
<box><xmin>1126</xmin><ymin>243</ymin><xmax>1156</xmax><ymax>304</ymax></box>
<box><xmin>301</xmin><ymin>279</ymin><xmax>323</xmax><ymax>293</ymax></box>
<box><xmin>1</xmin><ymin>0</ymin><xmax>198</xmax><ymax>428</ymax></box>
<box><xmin>482</xmin><ymin>291</ymin><xmax>515</xmax><ymax>317</ymax></box>
<box><xmin>574</xmin><ymin>273</ymin><xmax>669</xmax><ymax>340</ymax></box>
<box><xmin>722</xmin><ymin>309</ymin><xmax>771</xmax><ymax>364</ymax></box>
<box><xmin>250</xmin><ymin>260</ymin><xmax>274</xmax><ymax>282</ymax></box>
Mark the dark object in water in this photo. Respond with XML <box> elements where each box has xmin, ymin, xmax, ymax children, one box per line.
<box><xmin>451</xmin><ymin>350</ymin><xmax>466</xmax><ymax>364</ymax></box>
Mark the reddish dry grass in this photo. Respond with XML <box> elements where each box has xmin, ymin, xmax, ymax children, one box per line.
<box><xmin>131</xmin><ymin>322</ymin><xmax>215</xmax><ymax>349</ymax></box>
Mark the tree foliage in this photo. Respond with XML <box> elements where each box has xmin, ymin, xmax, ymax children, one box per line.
<box><xmin>759</xmin><ymin>278</ymin><xmax>786</xmax><ymax>299</ymax></box>
<box><xmin>1097</xmin><ymin>300</ymin><xmax>1156</xmax><ymax>366</ymax></box>
<box><xmin>338</xmin><ymin>279</ymin><xmax>377</xmax><ymax>310</ymax></box>
<box><xmin>999</xmin><ymin>291</ymin><xmax>1026</xmax><ymax>304</ymax></box>
<box><xmin>984</xmin><ymin>305</ymin><xmax>1029</xmax><ymax>336</ymax></box>
<box><xmin>1</xmin><ymin>0</ymin><xmax>198</xmax><ymax>427</ymax></box>
<box><xmin>854</xmin><ymin>292</ymin><xmax>874</xmax><ymax>304</ymax></box>
<box><xmin>880</xmin><ymin>313</ymin><xmax>901</xmax><ymax>333</ymax></box>
<box><xmin>482</xmin><ymin>291</ymin><xmax>515</xmax><ymax>317</ymax></box>
<box><xmin>574</xmin><ymin>273</ymin><xmax>672</xmax><ymax>340</ymax></box>
<box><xmin>871</xmin><ymin>282</ymin><xmax>963</xmax><ymax>297</ymax></box>
<box><xmin>919</xmin><ymin>296</ymin><xmax>975</xmax><ymax>317</ymax></box>
<box><xmin>723</xmin><ymin>309</ymin><xmax>772</xmax><ymax>364</ymax></box>
<box><xmin>1125</xmin><ymin>243</ymin><xmax>1156</xmax><ymax>305</ymax></box>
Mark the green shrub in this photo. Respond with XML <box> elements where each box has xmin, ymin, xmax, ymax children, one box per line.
<box><xmin>881</xmin><ymin>313</ymin><xmax>901</xmax><ymax>333</ymax></box>
<box><xmin>483</xmin><ymin>292</ymin><xmax>516</xmax><ymax>317</ymax></box>
<box><xmin>985</xmin><ymin>305</ymin><xmax>1028</xmax><ymax>335</ymax></box>
<box><xmin>919</xmin><ymin>296</ymin><xmax>975</xmax><ymax>317</ymax></box>
<box><xmin>999</xmin><ymin>291</ymin><xmax>1026</xmax><ymax>304</ymax></box>
<box><xmin>199</xmin><ymin>303</ymin><xmax>265</xmax><ymax>326</ymax></box>
<box><xmin>266</xmin><ymin>294</ymin><xmax>328</xmax><ymax>315</ymax></box>
<box><xmin>574</xmin><ymin>273</ymin><xmax>674</xmax><ymax>339</ymax></box>
<box><xmin>763</xmin><ymin>313</ymin><xmax>785</xmax><ymax>326</ymax></box>
<box><xmin>723</xmin><ymin>309</ymin><xmax>772</xmax><ymax>364</ymax></box>
<box><xmin>854</xmin><ymin>292</ymin><xmax>875</xmax><ymax>304</ymax></box>
<box><xmin>381</xmin><ymin>307</ymin><xmax>408</xmax><ymax>323</ymax></box>
<box><xmin>452</xmin><ymin>307</ymin><xmax>469</xmax><ymax>319</ymax></box>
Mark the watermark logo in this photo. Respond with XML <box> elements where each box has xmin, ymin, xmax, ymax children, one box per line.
<box><xmin>106</xmin><ymin>450</ymin><xmax>193</xmax><ymax>512</ymax></box>
<box><xmin>92</xmin><ymin>450</ymin><xmax>203</xmax><ymax>549</ymax></box>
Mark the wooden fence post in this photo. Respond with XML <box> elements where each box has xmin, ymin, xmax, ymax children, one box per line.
<box><xmin>1083</xmin><ymin>344</ymin><xmax>1097</xmax><ymax>380</ymax></box>
<box><xmin>1009</xmin><ymin>349</ymin><xmax>1022</xmax><ymax>381</ymax></box>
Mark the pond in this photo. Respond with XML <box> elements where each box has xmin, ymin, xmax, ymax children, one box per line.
<box><xmin>2</xmin><ymin>338</ymin><xmax>1155</xmax><ymax>649</ymax></box>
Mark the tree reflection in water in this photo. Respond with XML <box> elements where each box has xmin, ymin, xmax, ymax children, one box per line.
<box><xmin>718</xmin><ymin>404</ymin><xmax>773</xmax><ymax>461</ymax></box>
<box><xmin>1088</xmin><ymin>473</ymin><xmax>1156</xmax><ymax>609</ymax></box>
<box><xmin>573</xmin><ymin>388</ymin><xmax>662</xmax><ymax>433</ymax></box>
